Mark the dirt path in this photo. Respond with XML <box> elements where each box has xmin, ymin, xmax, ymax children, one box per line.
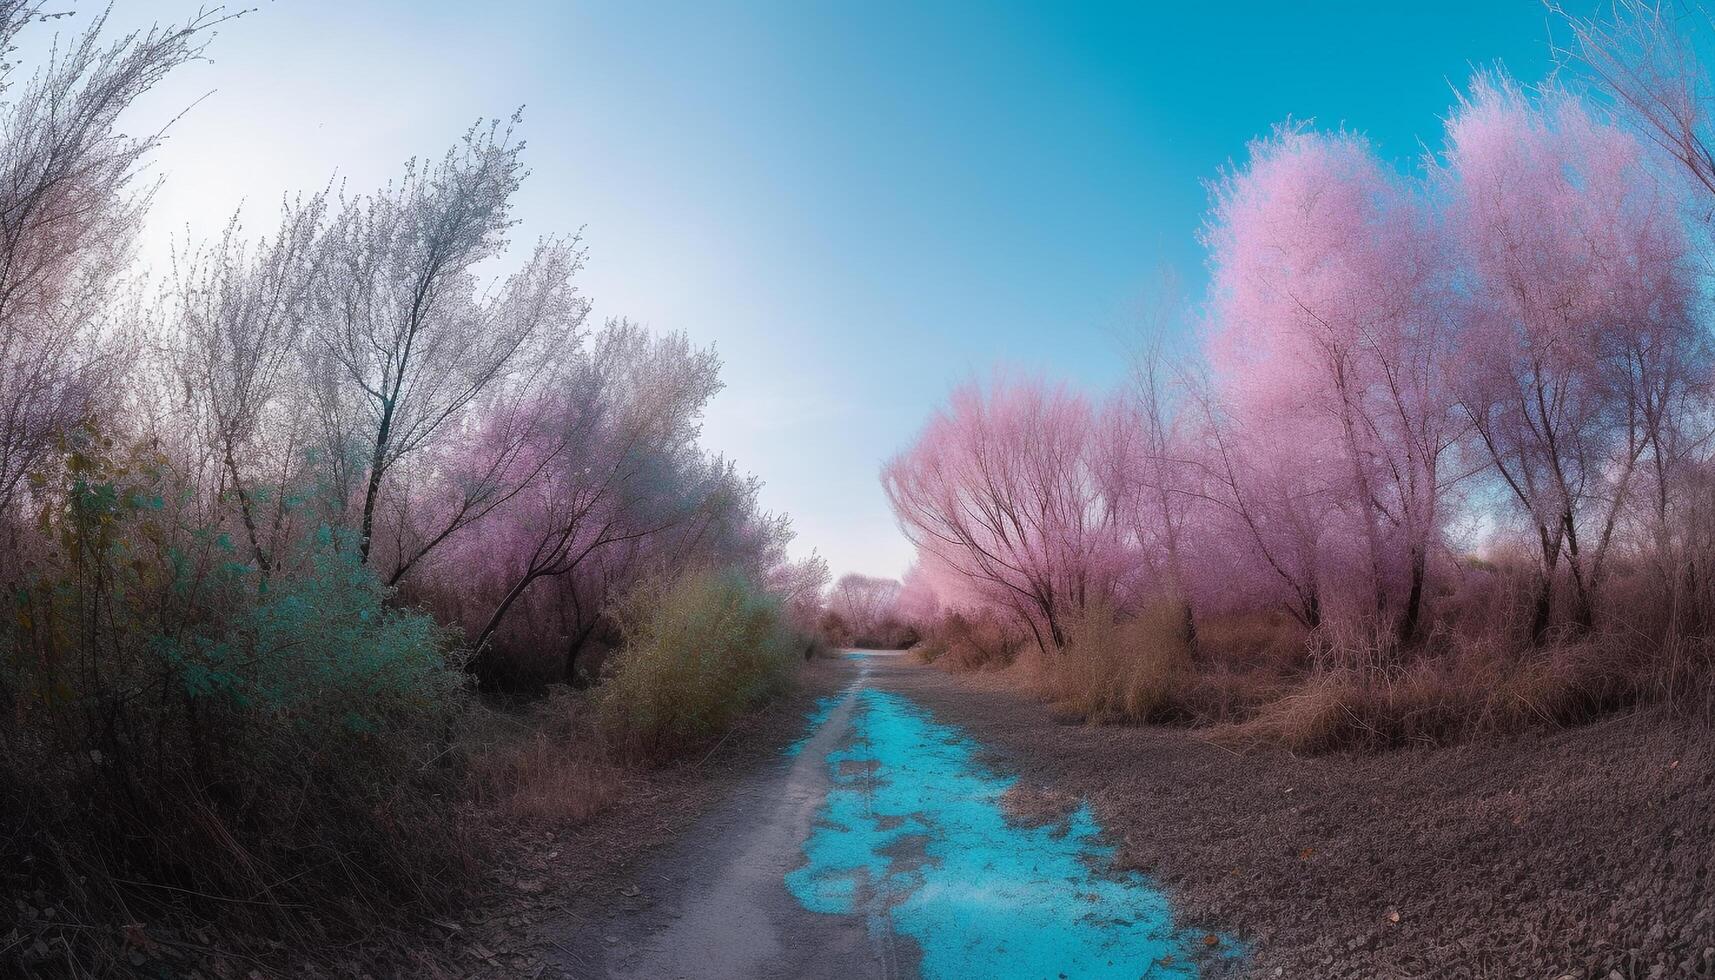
<box><xmin>567</xmin><ymin>652</ymin><xmax>1228</xmax><ymax>980</ymax></box>
<box><xmin>601</xmin><ymin>655</ymin><xmax>887</xmax><ymax>979</ymax></box>
<box><xmin>541</xmin><ymin>653</ymin><xmax>1713</xmax><ymax>979</ymax></box>
<box><xmin>569</xmin><ymin>653</ymin><xmax>894</xmax><ymax>979</ymax></box>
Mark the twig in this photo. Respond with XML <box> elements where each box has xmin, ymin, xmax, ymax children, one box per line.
<box><xmin>1187</xmin><ymin>732</ymin><xmax>1244</xmax><ymax>758</ymax></box>
<box><xmin>693</xmin><ymin>728</ymin><xmax>737</xmax><ymax>769</ymax></box>
<box><xmin>108</xmin><ymin>877</ymin><xmax>307</xmax><ymax>909</ymax></box>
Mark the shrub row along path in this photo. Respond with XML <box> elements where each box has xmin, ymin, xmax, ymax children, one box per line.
<box><xmin>555</xmin><ymin>652</ymin><xmax>1715</xmax><ymax>979</ymax></box>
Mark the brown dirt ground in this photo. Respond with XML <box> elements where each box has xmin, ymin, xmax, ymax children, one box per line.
<box><xmin>148</xmin><ymin>659</ymin><xmax>846</xmax><ymax>979</ymax></box>
<box><xmin>884</xmin><ymin>659</ymin><xmax>1715</xmax><ymax>980</ymax></box>
<box><xmin>409</xmin><ymin>656</ymin><xmax>852</xmax><ymax>980</ymax></box>
<box><xmin>273</xmin><ymin>653</ymin><xmax>1709</xmax><ymax>979</ymax></box>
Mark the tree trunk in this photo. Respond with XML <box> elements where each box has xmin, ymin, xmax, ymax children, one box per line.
<box><xmin>563</xmin><ymin>618</ymin><xmax>598</xmax><ymax>685</ymax></box>
<box><xmin>1398</xmin><ymin>543</ymin><xmax>1426</xmax><ymax>647</ymax></box>
<box><xmin>1529</xmin><ymin>521</ymin><xmax>1564</xmax><ymax>645</ymax></box>
<box><xmin>358</xmin><ymin>397</ymin><xmax>397</xmax><ymax>565</ymax></box>
<box><xmin>224</xmin><ymin>446</ymin><xmax>271</xmax><ymax>579</ymax></box>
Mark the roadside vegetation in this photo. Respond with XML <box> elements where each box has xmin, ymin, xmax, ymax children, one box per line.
<box><xmin>819</xmin><ymin>572</ymin><xmax>918</xmax><ymax>649</ymax></box>
<box><xmin>0</xmin><ymin>5</ymin><xmax>828</xmax><ymax>975</ymax></box>
<box><xmin>599</xmin><ymin>569</ymin><xmax>805</xmax><ymax>758</ymax></box>
<box><xmin>7</xmin><ymin>0</ymin><xmax>1712</xmax><ymax>973</ymax></box>
<box><xmin>886</xmin><ymin>1</ymin><xmax>1715</xmax><ymax>752</ymax></box>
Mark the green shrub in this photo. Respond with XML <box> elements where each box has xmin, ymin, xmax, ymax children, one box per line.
<box><xmin>0</xmin><ymin>434</ymin><xmax>472</xmax><ymax>973</ymax></box>
<box><xmin>801</xmin><ymin>632</ymin><xmax>834</xmax><ymax>660</ymax></box>
<box><xmin>598</xmin><ymin>567</ymin><xmax>797</xmax><ymax>757</ymax></box>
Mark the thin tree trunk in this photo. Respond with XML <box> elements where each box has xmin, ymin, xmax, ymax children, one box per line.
<box><xmin>1398</xmin><ymin>542</ymin><xmax>1426</xmax><ymax>647</ymax></box>
<box><xmin>358</xmin><ymin>396</ymin><xmax>397</xmax><ymax>565</ymax></box>
<box><xmin>224</xmin><ymin>445</ymin><xmax>270</xmax><ymax>578</ymax></box>
<box><xmin>1531</xmin><ymin>521</ymin><xmax>1562</xmax><ymax>644</ymax></box>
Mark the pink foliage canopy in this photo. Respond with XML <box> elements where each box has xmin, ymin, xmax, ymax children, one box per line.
<box><xmin>886</xmin><ymin>74</ymin><xmax>1709</xmax><ymax>650</ymax></box>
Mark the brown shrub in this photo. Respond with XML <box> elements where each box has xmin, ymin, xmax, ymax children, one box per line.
<box><xmin>919</xmin><ymin>612</ymin><xmax>1027</xmax><ymax>671</ymax></box>
<box><xmin>1196</xmin><ymin>610</ymin><xmax>1308</xmax><ymax>672</ymax></box>
<box><xmin>1170</xmin><ymin>664</ymin><xmax>1291</xmax><ymax>724</ymax></box>
<box><xmin>1650</xmin><ymin>634</ymin><xmax>1715</xmax><ymax>720</ymax></box>
<box><xmin>913</xmin><ymin>637</ymin><xmax>948</xmax><ymax>664</ymax></box>
<box><xmin>469</xmin><ymin>734</ymin><xmax>624</xmax><ymax>827</ymax></box>
<box><xmin>1033</xmin><ymin>605</ymin><xmax>1295</xmax><ymax>726</ymax></box>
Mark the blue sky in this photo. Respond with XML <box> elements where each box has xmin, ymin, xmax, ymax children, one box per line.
<box><xmin>108</xmin><ymin>0</ymin><xmax>1575</xmax><ymax>580</ymax></box>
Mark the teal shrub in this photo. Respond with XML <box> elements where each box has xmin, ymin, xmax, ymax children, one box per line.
<box><xmin>0</xmin><ymin>434</ymin><xmax>472</xmax><ymax>964</ymax></box>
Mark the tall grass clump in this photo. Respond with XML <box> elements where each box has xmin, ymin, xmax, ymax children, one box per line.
<box><xmin>598</xmin><ymin>567</ymin><xmax>799</xmax><ymax>758</ymax></box>
<box><xmin>1222</xmin><ymin>627</ymin><xmax>1645</xmax><ymax>753</ymax></box>
<box><xmin>464</xmin><ymin>687</ymin><xmax>626</xmax><ymax>828</ymax></box>
<box><xmin>1050</xmin><ymin>602</ymin><xmax>1191</xmax><ymax>723</ymax></box>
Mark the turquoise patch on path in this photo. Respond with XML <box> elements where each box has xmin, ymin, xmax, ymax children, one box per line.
<box><xmin>784</xmin><ymin>695</ymin><xmax>846</xmax><ymax>757</ymax></box>
<box><xmin>786</xmin><ymin>689</ymin><xmax>1222</xmax><ymax>979</ymax></box>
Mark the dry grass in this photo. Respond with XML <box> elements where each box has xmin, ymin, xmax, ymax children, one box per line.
<box><xmin>1216</xmin><ymin>637</ymin><xmax>1640</xmax><ymax>753</ymax></box>
<box><xmin>1049</xmin><ymin>602</ymin><xmax>1190</xmax><ymax>723</ymax></box>
<box><xmin>1652</xmin><ymin>634</ymin><xmax>1715</xmax><ymax>719</ymax></box>
<box><xmin>1040</xmin><ymin>605</ymin><xmax>1290</xmax><ymax>726</ymax></box>
<box><xmin>936</xmin><ymin>589</ymin><xmax>1714</xmax><ymax>753</ymax></box>
<box><xmin>1197</xmin><ymin>610</ymin><xmax>1310</xmax><ymax>671</ymax></box>
<box><xmin>1170</xmin><ymin>663</ymin><xmax>1291</xmax><ymax>724</ymax></box>
<box><xmin>912</xmin><ymin>639</ymin><xmax>946</xmax><ymax>663</ymax></box>
<box><xmin>475</xmin><ymin>738</ymin><xmax>625</xmax><ymax>827</ymax></box>
<box><xmin>913</xmin><ymin>613</ymin><xmax>1027</xmax><ymax>671</ymax></box>
<box><xmin>465</xmin><ymin>693</ymin><xmax>626</xmax><ymax>829</ymax></box>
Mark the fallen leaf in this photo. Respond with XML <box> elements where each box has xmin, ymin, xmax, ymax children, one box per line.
<box><xmin>1386</xmin><ymin>909</ymin><xmax>1401</xmax><ymax>924</ymax></box>
<box><xmin>1203</xmin><ymin>933</ymin><xmax>1219</xmax><ymax>947</ymax></box>
<box><xmin>122</xmin><ymin>923</ymin><xmax>156</xmax><ymax>952</ymax></box>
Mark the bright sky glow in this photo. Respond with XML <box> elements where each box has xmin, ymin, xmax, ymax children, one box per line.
<box><xmin>92</xmin><ymin>0</ymin><xmax>1571</xmax><ymax>579</ymax></box>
